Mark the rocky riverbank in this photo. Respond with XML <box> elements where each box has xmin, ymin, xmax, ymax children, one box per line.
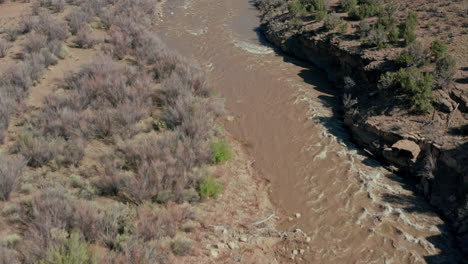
<box><xmin>255</xmin><ymin>0</ymin><xmax>468</xmax><ymax>256</ymax></box>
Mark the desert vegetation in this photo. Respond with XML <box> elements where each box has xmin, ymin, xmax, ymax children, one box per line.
<box><xmin>256</xmin><ymin>0</ymin><xmax>462</xmax><ymax>115</ymax></box>
<box><xmin>0</xmin><ymin>0</ymin><xmax>237</xmax><ymax>263</ymax></box>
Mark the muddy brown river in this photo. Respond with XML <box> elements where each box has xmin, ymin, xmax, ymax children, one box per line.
<box><xmin>158</xmin><ymin>0</ymin><xmax>461</xmax><ymax>262</ymax></box>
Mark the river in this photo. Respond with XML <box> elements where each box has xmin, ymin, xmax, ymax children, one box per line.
<box><xmin>157</xmin><ymin>0</ymin><xmax>461</xmax><ymax>262</ymax></box>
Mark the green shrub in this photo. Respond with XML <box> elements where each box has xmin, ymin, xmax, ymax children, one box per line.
<box><xmin>350</xmin><ymin>3</ymin><xmax>382</xmax><ymax>20</ymax></box>
<box><xmin>211</xmin><ymin>140</ymin><xmax>232</xmax><ymax>164</ymax></box>
<box><xmin>400</xmin><ymin>11</ymin><xmax>418</xmax><ymax>46</ymax></box>
<box><xmin>396</xmin><ymin>68</ymin><xmax>434</xmax><ymax>114</ymax></box>
<box><xmin>288</xmin><ymin>0</ymin><xmax>307</xmax><ymax>17</ymax></box>
<box><xmin>397</xmin><ymin>42</ymin><xmax>427</xmax><ymax>67</ymax></box>
<box><xmin>435</xmin><ymin>55</ymin><xmax>456</xmax><ymax>87</ymax></box>
<box><xmin>338</xmin><ymin>23</ymin><xmax>348</xmax><ymax>34</ymax></box>
<box><xmin>339</xmin><ymin>0</ymin><xmax>356</xmax><ymax>12</ymax></box>
<box><xmin>199</xmin><ymin>177</ymin><xmax>223</xmax><ymax>199</ymax></box>
<box><xmin>388</xmin><ymin>27</ymin><xmax>399</xmax><ymax>44</ymax></box>
<box><xmin>323</xmin><ymin>14</ymin><xmax>341</xmax><ymax>31</ymax></box>
<box><xmin>39</xmin><ymin>232</ymin><xmax>96</xmax><ymax>264</ymax></box>
<box><xmin>378</xmin><ymin>71</ymin><xmax>396</xmax><ymax>90</ymax></box>
<box><xmin>377</xmin><ymin>16</ymin><xmax>396</xmax><ymax>30</ymax></box>
<box><xmin>430</xmin><ymin>40</ymin><xmax>447</xmax><ymax>60</ymax></box>
<box><xmin>288</xmin><ymin>17</ymin><xmax>302</xmax><ymax>30</ymax></box>
<box><xmin>311</xmin><ymin>0</ymin><xmax>328</xmax><ymax>21</ymax></box>
<box><xmin>315</xmin><ymin>10</ymin><xmax>327</xmax><ymax>21</ymax></box>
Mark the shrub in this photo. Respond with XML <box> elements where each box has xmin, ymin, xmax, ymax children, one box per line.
<box><xmin>0</xmin><ymin>96</ymin><xmax>16</xmax><ymax>143</ymax></box>
<box><xmin>377</xmin><ymin>15</ymin><xmax>396</xmax><ymax>30</ymax></box>
<box><xmin>430</xmin><ymin>40</ymin><xmax>447</xmax><ymax>61</ymax></box>
<box><xmin>39</xmin><ymin>231</ymin><xmax>96</xmax><ymax>264</ymax></box>
<box><xmin>323</xmin><ymin>13</ymin><xmax>341</xmax><ymax>31</ymax></box>
<box><xmin>388</xmin><ymin>27</ymin><xmax>399</xmax><ymax>44</ymax></box>
<box><xmin>311</xmin><ymin>0</ymin><xmax>328</xmax><ymax>21</ymax></box>
<box><xmin>315</xmin><ymin>10</ymin><xmax>327</xmax><ymax>21</ymax></box>
<box><xmin>21</xmin><ymin>188</ymin><xmax>75</xmax><ymax>261</ymax></box>
<box><xmin>199</xmin><ymin>177</ymin><xmax>223</xmax><ymax>199</ymax></box>
<box><xmin>396</xmin><ymin>68</ymin><xmax>434</xmax><ymax>114</ymax></box>
<box><xmin>288</xmin><ymin>0</ymin><xmax>306</xmax><ymax>17</ymax></box>
<box><xmin>33</xmin><ymin>13</ymin><xmax>68</xmax><ymax>42</ymax></box>
<box><xmin>435</xmin><ymin>55</ymin><xmax>456</xmax><ymax>87</ymax></box>
<box><xmin>171</xmin><ymin>239</ymin><xmax>192</xmax><ymax>256</ymax></box>
<box><xmin>0</xmin><ymin>246</ymin><xmax>19</xmax><ymax>264</ymax></box>
<box><xmin>39</xmin><ymin>0</ymin><xmax>66</xmax><ymax>13</ymax></box>
<box><xmin>75</xmin><ymin>28</ymin><xmax>96</xmax><ymax>48</ymax></box>
<box><xmin>210</xmin><ymin>140</ymin><xmax>232</xmax><ymax>164</ymax></box>
<box><xmin>112</xmin><ymin>131</ymin><xmax>210</xmax><ymax>201</ymax></box>
<box><xmin>358</xmin><ymin>20</ymin><xmax>371</xmax><ymax>38</ymax></box>
<box><xmin>10</xmin><ymin>132</ymin><xmax>64</xmax><ymax>168</ymax></box>
<box><xmin>337</xmin><ymin>22</ymin><xmax>348</xmax><ymax>34</ymax></box>
<box><xmin>339</xmin><ymin>0</ymin><xmax>356</xmax><ymax>12</ymax></box>
<box><xmin>367</xmin><ymin>27</ymin><xmax>387</xmax><ymax>48</ymax></box>
<box><xmin>67</xmin><ymin>8</ymin><xmax>91</xmax><ymax>35</ymax></box>
<box><xmin>0</xmin><ymin>39</ymin><xmax>10</xmax><ymax>58</ymax></box>
<box><xmin>400</xmin><ymin>11</ymin><xmax>418</xmax><ymax>46</ymax></box>
<box><xmin>0</xmin><ymin>155</ymin><xmax>27</xmax><ymax>201</ymax></box>
<box><xmin>378</xmin><ymin>71</ymin><xmax>396</xmax><ymax>90</ymax></box>
<box><xmin>350</xmin><ymin>3</ymin><xmax>382</xmax><ymax>20</ymax></box>
<box><xmin>23</xmin><ymin>32</ymin><xmax>48</xmax><ymax>54</ymax></box>
<box><xmin>397</xmin><ymin>42</ymin><xmax>427</xmax><ymax>67</ymax></box>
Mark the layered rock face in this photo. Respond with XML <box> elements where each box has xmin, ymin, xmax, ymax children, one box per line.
<box><xmin>259</xmin><ymin>12</ymin><xmax>468</xmax><ymax>255</ymax></box>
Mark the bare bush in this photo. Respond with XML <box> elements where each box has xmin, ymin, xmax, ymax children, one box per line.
<box><xmin>0</xmin><ymin>39</ymin><xmax>10</xmax><ymax>58</ymax></box>
<box><xmin>66</xmin><ymin>8</ymin><xmax>91</xmax><ymax>35</ymax></box>
<box><xmin>113</xmin><ymin>131</ymin><xmax>209</xmax><ymax>201</ymax></box>
<box><xmin>136</xmin><ymin>203</ymin><xmax>189</xmax><ymax>241</ymax></box>
<box><xmin>72</xmin><ymin>201</ymin><xmax>104</xmax><ymax>242</ymax></box>
<box><xmin>11</xmin><ymin>133</ymin><xmax>64</xmax><ymax>167</ymax></box>
<box><xmin>39</xmin><ymin>0</ymin><xmax>66</xmax><ymax>13</ymax></box>
<box><xmin>0</xmin><ymin>155</ymin><xmax>27</xmax><ymax>201</ymax></box>
<box><xmin>0</xmin><ymin>95</ymin><xmax>16</xmax><ymax>143</ymax></box>
<box><xmin>108</xmin><ymin>26</ymin><xmax>132</xmax><ymax>59</ymax></box>
<box><xmin>75</xmin><ymin>28</ymin><xmax>96</xmax><ymax>48</ymax></box>
<box><xmin>21</xmin><ymin>187</ymin><xmax>74</xmax><ymax>262</ymax></box>
<box><xmin>23</xmin><ymin>32</ymin><xmax>47</xmax><ymax>53</ymax></box>
<box><xmin>1</xmin><ymin>62</ymin><xmax>33</xmax><ymax>95</ymax></box>
<box><xmin>0</xmin><ymin>246</ymin><xmax>20</xmax><ymax>264</ymax></box>
<box><xmin>33</xmin><ymin>13</ymin><xmax>68</xmax><ymax>41</ymax></box>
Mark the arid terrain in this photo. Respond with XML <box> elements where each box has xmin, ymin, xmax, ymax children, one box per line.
<box><xmin>0</xmin><ymin>1</ymin><xmax>295</xmax><ymax>263</ymax></box>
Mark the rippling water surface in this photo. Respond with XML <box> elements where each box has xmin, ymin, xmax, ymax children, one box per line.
<box><xmin>158</xmin><ymin>0</ymin><xmax>461</xmax><ymax>262</ymax></box>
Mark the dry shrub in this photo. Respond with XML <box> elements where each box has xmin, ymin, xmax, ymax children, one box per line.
<box><xmin>0</xmin><ymin>155</ymin><xmax>27</xmax><ymax>201</ymax></box>
<box><xmin>108</xmin><ymin>239</ymin><xmax>168</xmax><ymax>264</ymax></box>
<box><xmin>0</xmin><ymin>246</ymin><xmax>20</xmax><ymax>264</ymax></box>
<box><xmin>32</xmin><ymin>13</ymin><xmax>68</xmax><ymax>42</ymax></box>
<box><xmin>20</xmin><ymin>187</ymin><xmax>75</xmax><ymax>262</ymax></box>
<box><xmin>10</xmin><ymin>132</ymin><xmax>85</xmax><ymax>168</ymax></box>
<box><xmin>0</xmin><ymin>39</ymin><xmax>10</xmax><ymax>58</ymax></box>
<box><xmin>23</xmin><ymin>32</ymin><xmax>47</xmax><ymax>54</ymax></box>
<box><xmin>0</xmin><ymin>96</ymin><xmax>15</xmax><ymax>143</ymax></box>
<box><xmin>72</xmin><ymin>201</ymin><xmax>104</xmax><ymax>242</ymax></box>
<box><xmin>66</xmin><ymin>8</ymin><xmax>91</xmax><ymax>35</ymax></box>
<box><xmin>39</xmin><ymin>0</ymin><xmax>66</xmax><ymax>13</ymax></box>
<box><xmin>108</xmin><ymin>25</ymin><xmax>133</xmax><ymax>59</ymax></box>
<box><xmin>136</xmin><ymin>203</ymin><xmax>190</xmax><ymax>241</ymax></box>
<box><xmin>116</xmin><ymin>131</ymin><xmax>209</xmax><ymax>201</ymax></box>
<box><xmin>1</xmin><ymin>62</ymin><xmax>33</xmax><ymax>97</ymax></box>
<box><xmin>75</xmin><ymin>28</ymin><xmax>96</xmax><ymax>48</ymax></box>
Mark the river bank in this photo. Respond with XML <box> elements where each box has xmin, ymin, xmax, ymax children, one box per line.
<box><xmin>255</xmin><ymin>0</ymin><xmax>468</xmax><ymax>258</ymax></box>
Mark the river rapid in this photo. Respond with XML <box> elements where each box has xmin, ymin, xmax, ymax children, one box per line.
<box><xmin>158</xmin><ymin>0</ymin><xmax>461</xmax><ymax>262</ymax></box>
